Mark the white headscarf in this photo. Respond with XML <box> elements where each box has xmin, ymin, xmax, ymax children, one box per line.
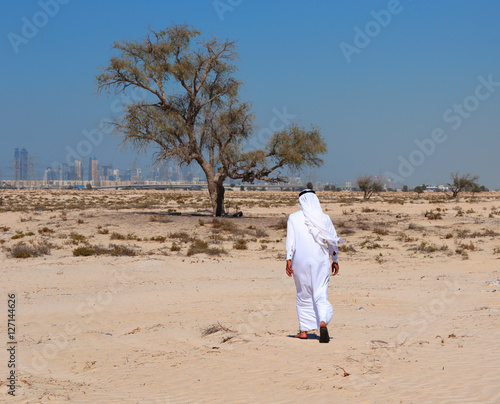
<box><xmin>299</xmin><ymin>190</ymin><xmax>343</xmax><ymax>247</ymax></box>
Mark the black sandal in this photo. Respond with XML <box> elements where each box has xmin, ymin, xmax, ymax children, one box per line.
<box><xmin>319</xmin><ymin>326</ymin><xmax>329</xmax><ymax>343</ymax></box>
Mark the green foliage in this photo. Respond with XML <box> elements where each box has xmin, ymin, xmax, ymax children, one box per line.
<box><xmin>447</xmin><ymin>172</ymin><xmax>480</xmax><ymax>197</ymax></box>
<box><xmin>357</xmin><ymin>176</ymin><xmax>383</xmax><ymax>199</ymax></box>
<box><xmin>414</xmin><ymin>185</ymin><xmax>426</xmax><ymax>195</ymax></box>
<box><xmin>96</xmin><ymin>24</ymin><xmax>327</xmax><ymax>216</ymax></box>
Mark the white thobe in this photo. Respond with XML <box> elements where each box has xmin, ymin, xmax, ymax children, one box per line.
<box><xmin>286</xmin><ymin>210</ymin><xmax>338</xmax><ymax>331</ymax></box>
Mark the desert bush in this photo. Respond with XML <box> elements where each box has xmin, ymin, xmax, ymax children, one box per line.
<box><xmin>110</xmin><ymin>232</ymin><xmax>140</xmax><ymax>241</ymax></box>
<box><xmin>373</xmin><ymin>227</ymin><xmax>389</xmax><ymax>235</ymax></box>
<box><xmin>187</xmin><ymin>238</ymin><xmax>208</xmax><ymax>256</ymax></box>
<box><xmin>445</xmin><ymin>233</ymin><xmax>453</xmax><ymax>239</ymax></box>
<box><xmin>456</xmin><ymin>241</ymin><xmax>476</xmax><ymax>251</ymax></box>
<box><xmin>362</xmin><ymin>207</ymin><xmax>377</xmax><ymax>213</ymax></box>
<box><xmin>0</xmin><ymin>226</ymin><xmax>10</xmax><ymax>232</ymax></box>
<box><xmin>150</xmin><ymin>236</ymin><xmax>167</xmax><ymax>242</ymax></box>
<box><xmin>97</xmin><ymin>227</ymin><xmax>109</xmax><ymax>235</ymax></box>
<box><xmin>493</xmin><ymin>247</ymin><xmax>500</xmax><ymax>254</ymax></box>
<box><xmin>233</xmin><ymin>239</ymin><xmax>248</xmax><ymax>250</ymax></box>
<box><xmin>9</xmin><ymin>241</ymin><xmax>51</xmax><ymax>258</ymax></box>
<box><xmin>73</xmin><ymin>244</ymin><xmax>136</xmax><ymax>257</ymax></box>
<box><xmin>77</xmin><ymin>219</ymin><xmax>85</xmax><ymax>224</ymax></box>
<box><xmin>410</xmin><ymin>241</ymin><xmax>448</xmax><ymax>253</ymax></box>
<box><xmin>38</xmin><ymin>227</ymin><xmax>55</xmax><ymax>234</ymax></box>
<box><xmin>360</xmin><ymin>240</ymin><xmax>381</xmax><ymax>249</ymax></box>
<box><xmin>11</xmin><ymin>231</ymin><xmax>26</xmax><ymax>240</ymax></box>
<box><xmin>408</xmin><ymin>223</ymin><xmax>424</xmax><ymax>231</ymax></box>
<box><xmin>396</xmin><ymin>233</ymin><xmax>416</xmax><ymax>242</ymax></box>
<box><xmin>168</xmin><ymin>232</ymin><xmax>191</xmax><ymax>243</ymax></box>
<box><xmin>211</xmin><ymin>218</ymin><xmax>237</xmax><ymax>232</ymax></box>
<box><xmin>69</xmin><ymin>232</ymin><xmax>87</xmax><ymax>245</ymax></box>
<box><xmin>339</xmin><ymin>244</ymin><xmax>356</xmax><ymax>253</ymax></box>
<box><xmin>170</xmin><ymin>242</ymin><xmax>181</xmax><ymax>252</ymax></box>
<box><xmin>425</xmin><ymin>210</ymin><xmax>442</xmax><ymax>220</ymax></box>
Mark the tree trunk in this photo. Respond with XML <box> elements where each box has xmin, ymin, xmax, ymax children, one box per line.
<box><xmin>207</xmin><ymin>177</ymin><xmax>226</xmax><ymax>217</ymax></box>
<box><xmin>215</xmin><ymin>181</ymin><xmax>225</xmax><ymax>217</ymax></box>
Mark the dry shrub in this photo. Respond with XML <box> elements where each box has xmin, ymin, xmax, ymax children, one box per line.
<box><xmin>373</xmin><ymin>227</ymin><xmax>389</xmax><ymax>235</ymax></box>
<box><xmin>73</xmin><ymin>244</ymin><xmax>137</xmax><ymax>257</ymax></box>
<box><xmin>38</xmin><ymin>227</ymin><xmax>55</xmax><ymax>234</ymax></box>
<box><xmin>410</xmin><ymin>241</ymin><xmax>448</xmax><ymax>253</ymax></box>
<box><xmin>9</xmin><ymin>241</ymin><xmax>51</xmax><ymax>258</ymax></box>
<box><xmin>211</xmin><ymin>218</ymin><xmax>238</xmax><ymax>232</ymax></box>
<box><xmin>187</xmin><ymin>238</ymin><xmax>225</xmax><ymax>256</ymax></box>
<box><xmin>150</xmin><ymin>236</ymin><xmax>167</xmax><ymax>242</ymax></box>
<box><xmin>233</xmin><ymin>239</ymin><xmax>248</xmax><ymax>250</ymax></box>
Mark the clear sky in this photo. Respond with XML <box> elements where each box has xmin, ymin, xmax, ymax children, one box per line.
<box><xmin>1</xmin><ymin>0</ymin><xmax>500</xmax><ymax>188</ymax></box>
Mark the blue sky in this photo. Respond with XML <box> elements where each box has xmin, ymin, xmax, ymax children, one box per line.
<box><xmin>1</xmin><ymin>0</ymin><xmax>499</xmax><ymax>188</ymax></box>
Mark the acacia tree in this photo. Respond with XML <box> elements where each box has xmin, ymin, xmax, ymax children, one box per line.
<box><xmin>447</xmin><ymin>172</ymin><xmax>479</xmax><ymax>198</ymax></box>
<box><xmin>357</xmin><ymin>175</ymin><xmax>383</xmax><ymax>199</ymax></box>
<box><xmin>96</xmin><ymin>25</ymin><xmax>327</xmax><ymax>216</ymax></box>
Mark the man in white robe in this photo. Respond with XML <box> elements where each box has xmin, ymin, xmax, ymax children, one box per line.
<box><xmin>285</xmin><ymin>189</ymin><xmax>341</xmax><ymax>343</ymax></box>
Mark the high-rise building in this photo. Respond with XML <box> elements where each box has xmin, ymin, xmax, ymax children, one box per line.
<box><xmin>101</xmin><ymin>163</ymin><xmax>113</xmax><ymax>181</ymax></box>
<box><xmin>20</xmin><ymin>148</ymin><xmax>28</xmax><ymax>180</ymax></box>
<box><xmin>91</xmin><ymin>157</ymin><xmax>99</xmax><ymax>186</ymax></box>
<box><xmin>14</xmin><ymin>148</ymin><xmax>29</xmax><ymax>181</ymax></box>
<box><xmin>14</xmin><ymin>149</ymin><xmax>20</xmax><ymax>181</ymax></box>
<box><xmin>74</xmin><ymin>159</ymin><xmax>82</xmax><ymax>181</ymax></box>
<box><xmin>87</xmin><ymin>157</ymin><xmax>93</xmax><ymax>181</ymax></box>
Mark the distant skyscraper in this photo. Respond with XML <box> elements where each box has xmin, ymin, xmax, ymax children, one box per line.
<box><xmin>20</xmin><ymin>148</ymin><xmax>28</xmax><ymax>180</ymax></box>
<box><xmin>74</xmin><ymin>159</ymin><xmax>82</xmax><ymax>181</ymax></box>
<box><xmin>101</xmin><ymin>163</ymin><xmax>113</xmax><ymax>181</ymax></box>
<box><xmin>14</xmin><ymin>148</ymin><xmax>29</xmax><ymax>181</ymax></box>
<box><xmin>87</xmin><ymin>157</ymin><xmax>93</xmax><ymax>181</ymax></box>
<box><xmin>91</xmin><ymin>157</ymin><xmax>99</xmax><ymax>186</ymax></box>
<box><xmin>14</xmin><ymin>148</ymin><xmax>20</xmax><ymax>181</ymax></box>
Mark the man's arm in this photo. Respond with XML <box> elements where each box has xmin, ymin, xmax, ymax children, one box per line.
<box><xmin>285</xmin><ymin>215</ymin><xmax>295</xmax><ymax>277</ymax></box>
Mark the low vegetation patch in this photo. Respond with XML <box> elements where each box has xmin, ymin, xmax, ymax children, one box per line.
<box><xmin>73</xmin><ymin>244</ymin><xmax>137</xmax><ymax>257</ymax></box>
<box><xmin>38</xmin><ymin>227</ymin><xmax>55</xmax><ymax>234</ymax></box>
<box><xmin>187</xmin><ymin>238</ymin><xmax>226</xmax><ymax>256</ymax></box>
<box><xmin>233</xmin><ymin>238</ymin><xmax>248</xmax><ymax>250</ymax></box>
<box><xmin>8</xmin><ymin>241</ymin><xmax>51</xmax><ymax>258</ymax></box>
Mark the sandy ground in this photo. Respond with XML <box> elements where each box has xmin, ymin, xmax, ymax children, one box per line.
<box><xmin>0</xmin><ymin>190</ymin><xmax>499</xmax><ymax>403</ymax></box>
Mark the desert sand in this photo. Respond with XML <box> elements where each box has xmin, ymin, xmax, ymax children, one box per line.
<box><xmin>0</xmin><ymin>189</ymin><xmax>499</xmax><ymax>403</ymax></box>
